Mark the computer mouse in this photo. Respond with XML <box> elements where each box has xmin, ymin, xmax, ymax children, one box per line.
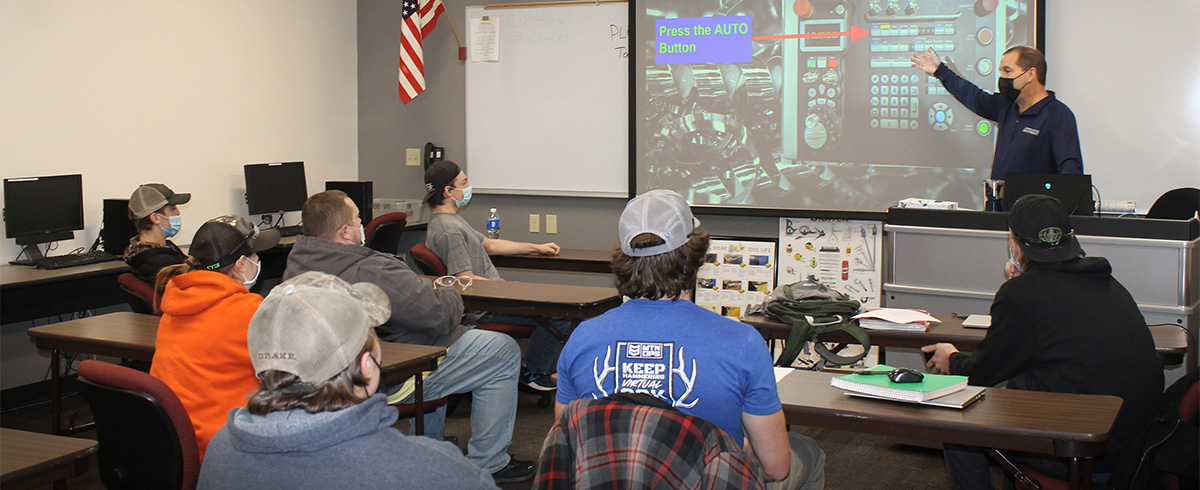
<box><xmin>888</xmin><ymin>368</ymin><xmax>925</xmax><ymax>383</ymax></box>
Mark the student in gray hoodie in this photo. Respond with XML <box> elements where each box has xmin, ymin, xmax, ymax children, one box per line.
<box><xmin>281</xmin><ymin>190</ymin><xmax>535</xmax><ymax>483</ymax></box>
<box><xmin>198</xmin><ymin>272</ymin><xmax>499</xmax><ymax>490</ymax></box>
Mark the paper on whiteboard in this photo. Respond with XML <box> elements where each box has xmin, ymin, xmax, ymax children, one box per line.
<box><xmin>470</xmin><ymin>16</ymin><xmax>499</xmax><ymax>62</ymax></box>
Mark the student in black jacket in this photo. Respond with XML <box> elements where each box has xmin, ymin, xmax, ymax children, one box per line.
<box><xmin>123</xmin><ymin>183</ymin><xmax>190</xmax><ymax>285</ymax></box>
<box><xmin>923</xmin><ymin>194</ymin><xmax>1163</xmax><ymax>489</ymax></box>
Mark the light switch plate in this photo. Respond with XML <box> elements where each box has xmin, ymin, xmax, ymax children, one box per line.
<box><xmin>529</xmin><ymin>214</ymin><xmax>540</xmax><ymax>233</ymax></box>
<box><xmin>546</xmin><ymin>214</ymin><xmax>557</xmax><ymax>234</ymax></box>
<box><xmin>405</xmin><ymin>148</ymin><xmax>421</xmax><ymax>166</ymax></box>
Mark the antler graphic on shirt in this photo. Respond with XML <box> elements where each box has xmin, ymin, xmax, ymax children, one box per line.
<box><xmin>592</xmin><ymin>346</ymin><xmax>616</xmax><ymax>398</ymax></box>
<box><xmin>670</xmin><ymin>347</ymin><xmax>699</xmax><ymax>408</ymax></box>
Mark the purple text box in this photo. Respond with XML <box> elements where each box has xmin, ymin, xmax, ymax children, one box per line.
<box><xmin>654</xmin><ymin>16</ymin><xmax>752</xmax><ymax>65</ymax></box>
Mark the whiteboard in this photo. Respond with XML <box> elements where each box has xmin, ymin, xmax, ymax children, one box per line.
<box><xmin>465</xmin><ymin>3</ymin><xmax>629</xmax><ymax>198</ymax></box>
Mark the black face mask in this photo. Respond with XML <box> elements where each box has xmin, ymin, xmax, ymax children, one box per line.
<box><xmin>997</xmin><ymin>68</ymin><xmax>1030</xmax><ymax>101</ymax></box>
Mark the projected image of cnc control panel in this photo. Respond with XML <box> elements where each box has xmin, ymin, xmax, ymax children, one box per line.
<box><xmin>782</xmin><ymin>0</ymin><xmax>1031</xmax><ymax>168</ymax></box>
<box><xmin>792</xmin><ymin>1</ymin><xmax>850</xmax><ymax>152</ymax></box>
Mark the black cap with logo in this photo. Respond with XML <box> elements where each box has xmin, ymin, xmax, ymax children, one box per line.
<box><xmin>1008</xmin><ymin>194</ymin><xmax>1085</xmax><ymax>263</ymax></box>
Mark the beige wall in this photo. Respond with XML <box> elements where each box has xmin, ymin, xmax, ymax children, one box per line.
<box><xmin>0</xmin><ymin>1</ymin><xmax>360</xmax><ymax>257</ymax></box>
<box><xmin>0</xmin><ymin>0</ymin><xmax>359</xmax><ymax>389</ymax></box>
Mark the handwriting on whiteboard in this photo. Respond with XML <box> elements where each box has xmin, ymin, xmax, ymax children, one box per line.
<box><xmin>502</xmin><ymin>10</ymin><xmax>628</xmax><ymax>58</ymax></box>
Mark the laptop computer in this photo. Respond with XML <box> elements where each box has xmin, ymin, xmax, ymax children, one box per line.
<box><xmin>1004</xmin><ymin>173</ymin><xmax>1094</xmax><ymax>216</ymax></box>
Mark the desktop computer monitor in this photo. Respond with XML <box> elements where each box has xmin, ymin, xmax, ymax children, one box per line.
<box><xmin>4</xmin><ymin>174</ymin><xmax>85</xmax><ymax>260</ymax></box>
<box><xmin>244</xmin><ymin>161</ymin><xmax>308</xmax><ymax>216</ymax></box>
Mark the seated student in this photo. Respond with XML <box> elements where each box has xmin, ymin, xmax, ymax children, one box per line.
<box><xmin>198</xmin><ymin>272</ymin><xmax>499</xmax><ymax>490</ymax></box>
<box><xmin>555</xmin><ymin>190</ymin><xmax>826</xmax><ymax>490</ymax></box>
<box><xmin>124</xmin><ymin>183</ymin><xmax>191</xmax><ymax>286</ymax></box>
<box><xmin>151</xmin><ymin>215</ymin><xmax>280</xmax><ymax>460</ymax></box>
<box><xmin>923</xmin><ymin>194</ymin><xmax>1163</xmax><ymax>489</ymax></box>
<box><xmin>423</xmin><ymin>160</ymin><xmax>570</xmax><ymax>391</ymax></box>
<box><xmin>282</xmin><ymin>190</ymin><xmax>535</xmax><ymax>483</ymax></box>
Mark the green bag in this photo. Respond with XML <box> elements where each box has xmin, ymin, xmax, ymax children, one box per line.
<box><xmin>765</xmin><ymin>282</ymin><xmax>868</xmax><ymax>368</ymax></box>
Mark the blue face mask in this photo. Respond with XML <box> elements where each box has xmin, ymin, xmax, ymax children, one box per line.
<box><xmin>454</xmin><ymin>186</ymin><xmax>473</xmax><ymax>208</ymax></box>
<box><xmin>158</xmin><ymin>214</ymin><xmax>182</xmax><ymax>238</ymax></box>
<box><xmin>1008</xmin><ymin>247</ymin><xmax>1025</xmax><ymax>274</ymax></box>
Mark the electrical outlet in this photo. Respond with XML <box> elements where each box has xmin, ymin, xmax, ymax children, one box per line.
<box><xmin>405</xmin><ymin>148</ymin><xmax>421</xmax><ymax>166</ymax></box>
<box><xmin>529</xmin><ymin>214</ymin><xmax>540</xmax><ymax>233</ymax></box>
<box><xmin>546</xmin><ymin>214</ymin><xmax>557</xmax><ymax>234</ymax></box>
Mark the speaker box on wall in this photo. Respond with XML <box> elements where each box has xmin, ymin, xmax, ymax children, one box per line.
<box><xmin>325</xmin><ymin>181</ymin><xmax>374</xmax><ymax>225</ymax></box>
<box><xmin>101</xmin><ymin>199</ymin><xmax>138</xmax><ymax>255</ymax></box>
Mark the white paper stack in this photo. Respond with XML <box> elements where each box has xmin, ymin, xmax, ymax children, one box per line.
<box><xmin>852</xmin><ymin>308</ymin><xmax>940</xmax><ymax>331</ymax></box>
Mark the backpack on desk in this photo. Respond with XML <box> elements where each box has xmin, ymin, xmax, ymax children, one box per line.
<box><xmin>764</xmin><ymin>279</ymin><xmax>867</xmax><ymax>368</ymax></box>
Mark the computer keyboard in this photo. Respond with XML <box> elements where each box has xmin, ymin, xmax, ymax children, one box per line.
<box><xmin>276</xmin><ymin>225</ymin><xmax>303</xmax><ymax>237</ymax></box>
<box><xmin>34</xmin><ymin>251</ymin><xmax>120</xmax><ymax>270</ymax></box>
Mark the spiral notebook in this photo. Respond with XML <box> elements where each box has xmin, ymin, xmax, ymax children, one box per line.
<box><xmin>830</xmin><ymin>365</ymin><xmax>968</xmax><ymax>403</ymax></box>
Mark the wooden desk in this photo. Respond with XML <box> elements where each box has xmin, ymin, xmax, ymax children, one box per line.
<box><xmin>490</xmin><ymin>248</ymin><xmax>613</xmax><ymax>274</ymax></box>
<box><xmin>1</xmin><ymin>261</ymin><xmax>130</xmax><ymax>324</ymax></box>
<box><xmin>0</xmin><ymin>428</ymin><xmax>97</xmax><ymax>490</ymax></box>
<box><xmin>28</xmin><ymin>312</ymin><xmax>444</xmax><ymax>435</ymax></box>
<box><xmin>426</xmin><ymin>276</ymin><xmax>622</xmax><ymax>340</ymax></box>
<box><xmin>777</xmin><ymin>370</ymin><xmax>1122</xmax><ymax>490</ymax></box>
<box><xmin>745</xmin><ymin>313</ymin><xmax>1190</xmax><ymax>366</ymax></box>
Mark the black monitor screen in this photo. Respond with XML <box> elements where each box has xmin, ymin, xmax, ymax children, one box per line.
<box><xmin>244</xmin><ymin>162</ymin><xmax>308</xmax><ymax>215</ymax></box>
<box><xmin>4</xmin><ymin>174</ymin><xmax>85</xmax><ymax>239</ymax></box>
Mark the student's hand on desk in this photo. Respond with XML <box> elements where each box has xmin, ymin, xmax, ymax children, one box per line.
<box><xmin>921</xmin><ymin>343</ymin><xmax>958</xmax><ymax>375</ymax></box>
<box><xmin>911</xmin><ymin>48</ymin><xmax>941</xmax><ymax>74</ymax></box>
<box><xmin>534</xmin><ymin>243</ymin><xmax>560</xmax><ymax>255</ymax></box>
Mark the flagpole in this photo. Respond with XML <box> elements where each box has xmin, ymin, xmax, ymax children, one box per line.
<box><xmin>444</xmin><ymin>9</ymin><xmax>464</xmax><ymax>60</ymax></box>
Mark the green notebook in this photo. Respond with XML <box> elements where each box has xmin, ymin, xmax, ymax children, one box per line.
<box><xmin>830</xmin><ymin>365</ymin><xmax>968</xmax><ymax>402</ymax></box>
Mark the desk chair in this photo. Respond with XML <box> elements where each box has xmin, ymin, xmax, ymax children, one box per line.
<box><xmin>535</xmin><ymin>394</ymin><xmax>762</xmax><ymax>489</ymax></box>
<box><xmin>1146</xmin><ymin>188</ymin><xmax>1200</xmax><ymax>220</ymax></box>
<box><xmin>116</xmin><ymin>273</ymin><xmax>156</xmax><ymax>315</ymax></box>
<box><xmin>364</xmin><ymin>212</ymin><xmax>407</xmax><ymax>255</ymax></box>
<box><xmin>78</xmin><ymin>360</ymin><xmax>199</xmax><ymax>490</ymax></box>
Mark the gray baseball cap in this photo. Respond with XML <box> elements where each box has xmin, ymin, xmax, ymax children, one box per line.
<box><xmin>248</xmin><ymin>271</ymin><xmax>391</xmax><ymax>389</ymax></box>
<box><xmin>619</xmin><ymin>189</ymin><xmax>701</xmax><ymax>257</ymax></box>
<box><xmin>129</xmin><ymin>183</ymin><xmax>190</xmax><ymax>219</ymax></box>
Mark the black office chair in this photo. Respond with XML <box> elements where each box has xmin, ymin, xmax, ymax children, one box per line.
<box><xmin>1146</xmin><ymin>188</ymin><xmax>1200</xmax><ymax>220</ymax></box>
<box><xmin>78</xmin><ymin>360</ymin><xmax>200</xmax><ymax>490</ymax></box>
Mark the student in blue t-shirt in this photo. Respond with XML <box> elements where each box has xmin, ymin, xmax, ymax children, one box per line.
<box><xmin>555</xmin><ymin>189</ymin><xmax>825</xmax><ymax>490</ymax></box>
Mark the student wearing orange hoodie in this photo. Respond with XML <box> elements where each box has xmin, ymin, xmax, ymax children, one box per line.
<box><xmin>150</xmin><ymin>215</ymin><xmax>280</xmax><ymax>460</ymax></box>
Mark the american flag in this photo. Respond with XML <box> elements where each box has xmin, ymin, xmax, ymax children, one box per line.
<box><xmin>398</xmin><ymin>0</ymin><xmax>445</xmax><ymax>104</ymax></box>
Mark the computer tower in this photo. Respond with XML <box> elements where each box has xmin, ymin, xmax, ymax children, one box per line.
<box><xmin>100</xmin><ymin>199</ymin><xmax>138</xmax><ymax>254</ymax></box>
<box><xmin>325</xmin><ymin>181</ymin><xmax>374</xmax><ymax>225</ymax></box>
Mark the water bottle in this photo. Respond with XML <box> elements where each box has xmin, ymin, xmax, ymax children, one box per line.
<box><xmin>486</xmin><ymin>208</ymin><xmax>500</xmax><ymax>239</ymax></box>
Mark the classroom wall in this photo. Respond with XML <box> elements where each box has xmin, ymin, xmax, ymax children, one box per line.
<box><xmin>357</xmin><ymin>0</ymin><xmax>1199</xmax><ymax>262</ymax></box>
<box><xmin>0</xmin><ymin>0</ymin><xmax>359</xmax><ymax>389</ymax></box>
<box><xmin>0</xmin><ymin>1</ymin><xmax>360</xmax><ymax>259</ymax></box>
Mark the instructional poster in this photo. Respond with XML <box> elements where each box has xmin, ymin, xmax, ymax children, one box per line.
<box><xmin>777</xmin><ymin>218</ymin><xmax>883</xmax><ymax>308</ymax></box>
<box><xmin>695</xmin><ymin>238</ymin><xmax>777</xmax><ymax>319</ymax></box>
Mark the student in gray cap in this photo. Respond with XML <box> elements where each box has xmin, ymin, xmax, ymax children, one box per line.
<box><xmin>124</xmin><ymin>183</ymin><xmax>191</xmax><ymax>284</ymax></box>
<box><xmin>198</xmin><ymin>271</ymin><xmax>498</xmax><ymax>490</ymax></box>
<box><xmin>923</xmin><ymin>194</ymin><xmax>1162</xmax><ymax>489</ymax></box>
<box><xmin>554</xmin><ymin>189</ymin><xmax>826</xmax><ymax>490</ymax></box>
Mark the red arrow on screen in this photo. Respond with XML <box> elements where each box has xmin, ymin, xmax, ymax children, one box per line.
<box><xmin>753</xmin><ymin>25</ymin><xmax>868</xmax><ymax>42</ymax></box>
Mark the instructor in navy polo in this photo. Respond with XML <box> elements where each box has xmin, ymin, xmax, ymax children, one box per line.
<box><xmin>912</xmin><ymin>45</ymin><xmax>1083</xmax><ymax>180</ymax></box>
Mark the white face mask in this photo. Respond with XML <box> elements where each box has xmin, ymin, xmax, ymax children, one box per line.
<box><xmin>240</xmin><ymin>256</ymin><xmax>261</xmax><ymax>289</ymax></box>
<box><xmin>356</xmin><ymin>224</ymin><xmax>366</xmax><ymax>246</ymax></box>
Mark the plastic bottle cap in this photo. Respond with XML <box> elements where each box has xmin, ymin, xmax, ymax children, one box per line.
<box><xmin>490</xmin><ymin>208</ymin><xmax>497</xmax><ymax>212</ymax></box>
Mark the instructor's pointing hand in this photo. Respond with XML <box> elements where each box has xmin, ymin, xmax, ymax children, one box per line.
<box><xmin>911</xmin><ymin>48</ymin><xmax>941</xmax><ymax>75</ymax></box>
